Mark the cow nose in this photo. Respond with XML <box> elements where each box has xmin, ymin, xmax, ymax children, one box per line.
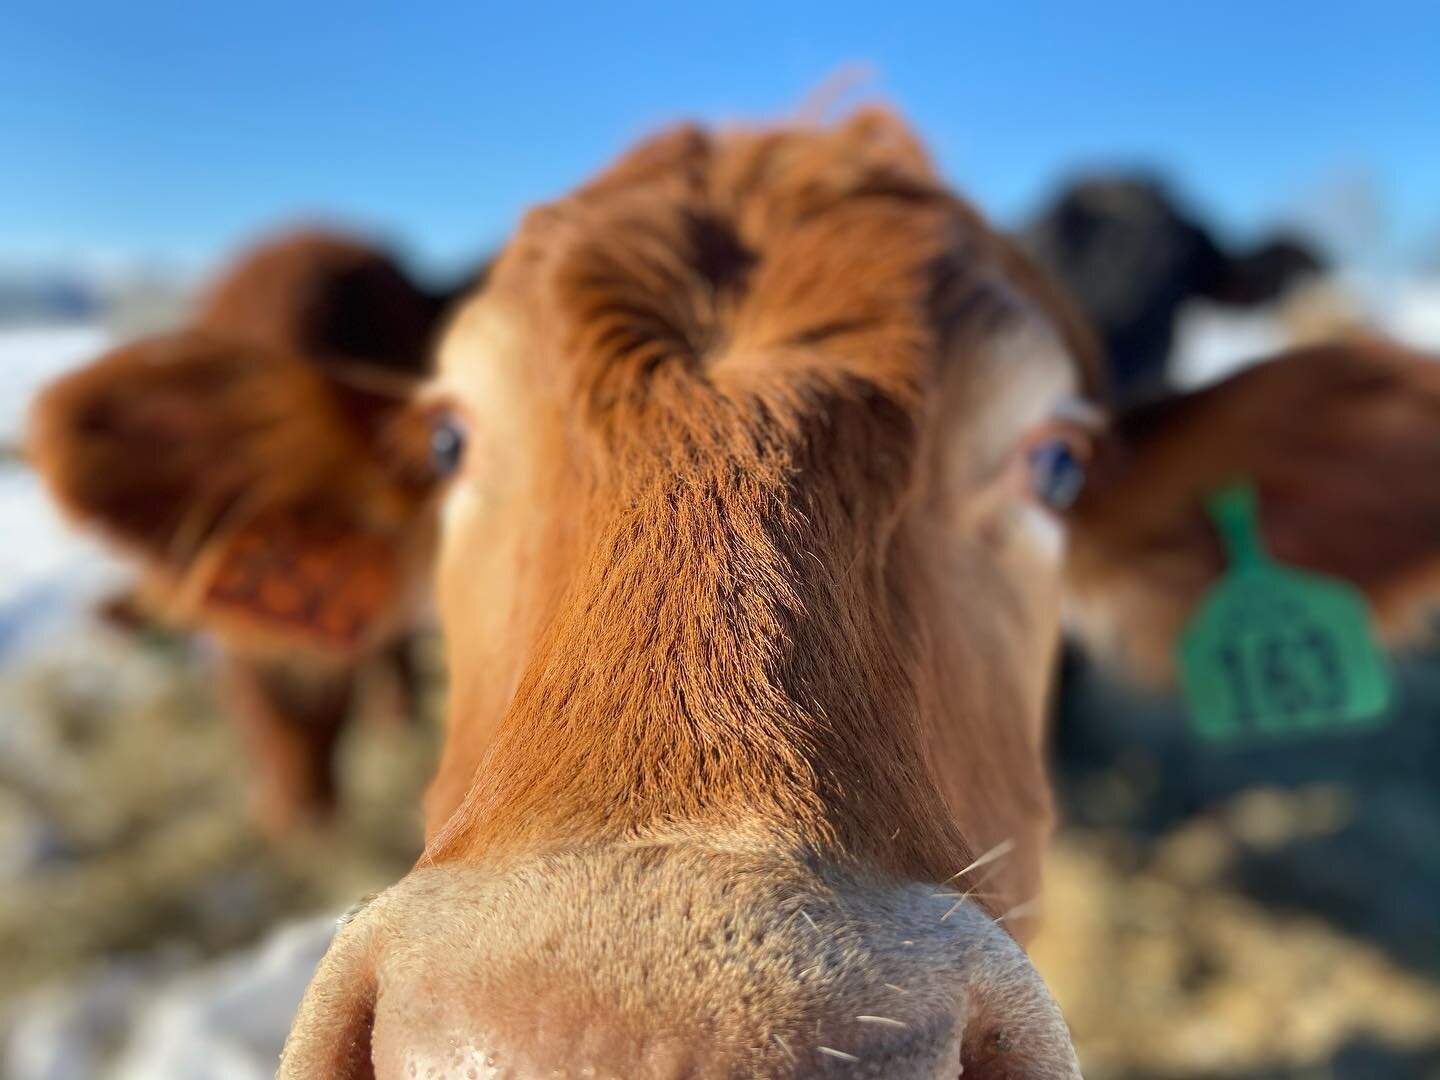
<box><xmin>281</xmin><ymin>857</ymin><xmax>1081</xmax><ymax>1079</ymax></box>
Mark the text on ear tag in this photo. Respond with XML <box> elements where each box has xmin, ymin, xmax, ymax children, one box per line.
<box><xmin>1178</xmin><ymin>483</ymin><xmax>1391</xmax><ymax>741</ymax></box>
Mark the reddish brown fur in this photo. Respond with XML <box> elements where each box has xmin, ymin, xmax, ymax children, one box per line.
<box><xmin>196</xmin><ymin>229</ymin><xmax>445</xmax><ymax>375</ymax></box>
<box><xmin>422</xmin><ymin>112</ymin><xmax>1100</xmax><ymax>917</ymax></box>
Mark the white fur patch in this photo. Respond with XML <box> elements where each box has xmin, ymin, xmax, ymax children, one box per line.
<box><xmin>1014</xmin><ymin>502</ymin><xmax>1068</xmax><ymax>564</ymax></box>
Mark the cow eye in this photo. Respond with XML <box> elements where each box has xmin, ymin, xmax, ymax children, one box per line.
<box><xmin>1028</xmin><ymin>439</ymin><xmax>1086</xmax><ymax>511</ymax></box>
<box><xmin>429</xmin><ymin>412</ymin><xmax>467</xmax><ymax>478</ymax></box>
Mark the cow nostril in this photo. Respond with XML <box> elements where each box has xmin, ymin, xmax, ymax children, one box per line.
<box><xmin>960</xmin><ymin>1025</ymin><xmax>1012</xmax><ymax>1075</ymax></box>
<box><xmin>960</xmin><ymin>1021</ymin><xmax>1076</xmax><ymax>1080</ymax></box>
<box><xmin>939</xmin><ymin>908</ymin><xmax>1080</xmax><ymax>1078</ymax></box>
<box><xmin>982</xmin><ymin>1026</ymin><xmax>1014</xmax><ymax>1057</ymax></box>
<box><xmin>282</xmin><ymin>996</ymin><xmax>375</xmax><ymax>1080</ymax></box>
<box><xmin>279</xmin><ymin>928</ymin><xmax>378</xmax><ymax>1080</ymax></box>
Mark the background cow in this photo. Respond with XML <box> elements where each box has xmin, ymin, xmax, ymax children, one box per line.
<box><xmin>26</xmin><ymin>230</ymin><xmax>472</xmax><ymax>829</ymax></box>
<box><xmin>1021</xmin><ymin>175</ymin><xmax>1325</xmax><ymax>402</ymax></box>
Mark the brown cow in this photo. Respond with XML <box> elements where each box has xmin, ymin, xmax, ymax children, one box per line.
<box><xmin>1066</xmin><ymin>336</ymin><xmax>1440</xmax><ymax>676</ymax></box>
<box><xmin>27</xmin><ymin>229</ymin><xmax>468</xmax><ymax>829</ymax></box>
<box><xmin>282</xmin><ymin>116</ymin><xmax>1440</xmax><ymax>1076</ymax></box>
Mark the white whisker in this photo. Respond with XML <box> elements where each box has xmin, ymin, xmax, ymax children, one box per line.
<box><xmin>939</xmin><ymin>894</ymin><xmax>970</xmax><ymax>922</ymax></box>
<box><xmin>856</xmin><ymin>1015</ymin><xmax>908</xmax><ymax>1028</ymax></box>
<box><xmin>943</xmin><ymin>838</ymin><xmax>1015</xmax><ymax>883</ymax></box>
<box><xmin>996</xmin><ymin>897</ymin><xmax>1042</xmax><ymax>924</ymax></box>
<box><xmin>817</xmin><ymin>1046</ymin><xmax>861</xmax><ymax>1063</ymax></box>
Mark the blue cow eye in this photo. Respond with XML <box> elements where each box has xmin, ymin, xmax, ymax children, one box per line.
<box><xmin>429</xmin><ymin>415</ymin><xmax>467</xmax><ymax>477</ymax></box>
<box><xmin>1028</xmin><ymin>440</ymin><xmax>1086</xmax><ymax>511</ymax></box>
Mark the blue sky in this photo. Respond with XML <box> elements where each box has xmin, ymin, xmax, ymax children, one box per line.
<box><xmin>4</xmin><ymin>1</ymin><xmax>1437</xmax><ymax>274</ymax></box>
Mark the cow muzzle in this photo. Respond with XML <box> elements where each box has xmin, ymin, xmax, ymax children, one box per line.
<box><xmin>280</xmin><ymin>845</ymin><xmax>1080</xmax><ymax>1079</ymax></box>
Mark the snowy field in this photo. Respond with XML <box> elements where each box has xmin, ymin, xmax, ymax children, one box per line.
<box><xmin>0</xmin><ymin>327</ymin><xmax>112</xmax><ymax>446</ymax></box>
<box><xmin>1172</xmin><ymin>275</ymin><xmax>1440</xmax><ymax>387</ymax></box>
<box><xmin>0</xmin><ymin>328</ymin><xmax>126</xmax><ymax>665</ymax></box>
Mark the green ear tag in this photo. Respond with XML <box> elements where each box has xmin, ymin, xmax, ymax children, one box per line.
<box><xmin>1178</xmin><ymin>483</ymin><xmax>1391</xmax><ymax>741</ymax></box>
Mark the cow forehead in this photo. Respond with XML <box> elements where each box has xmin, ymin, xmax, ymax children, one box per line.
<box><xmin>434</xmin><ymin>126</ymin><xmax>1091</xmax><ymax>439</ymax></box>
<box><xmin>435</xmin><ymin>275</ymin><xmax>1084</xmax><ymax>467</ymax></box>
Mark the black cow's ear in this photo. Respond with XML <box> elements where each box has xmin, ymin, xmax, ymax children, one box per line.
<box><xmin>1063</xmin><ymin>340</ymin><xmax>1440</xmax><ymax>681</ymax></box>
<box><xmin>1200</xmin><ymin>234</ymin><xmax>1324</xmax><ymax>307</ymax></box>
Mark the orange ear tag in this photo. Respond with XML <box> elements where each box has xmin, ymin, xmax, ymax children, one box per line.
<box><xmin>201</xmin><ymin>515</ymin><xmax>398</xmax><ymax>650</ymax></box>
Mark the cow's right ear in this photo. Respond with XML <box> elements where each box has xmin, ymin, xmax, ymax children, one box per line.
<box><xmin>1062</xmin><ymin>340</ymin><xmax>1440</xmax><ymax>682</ymax></box>
<box><xmin>1198</xmin><ymin>235</ymin><xmax>1323</xmax><ymax>307</ymax></box>
<box><xmin>27</xmin><ymin>331</ymin><xmax>440</xmax><ymax>654</ymax></box>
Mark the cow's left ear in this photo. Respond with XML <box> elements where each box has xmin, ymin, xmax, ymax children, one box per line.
<box><xmin>1063</xmin><ymin>340</ymin><xmax>1440</xmax><ymax>680</ymax></box>
<box><xmin>27</xmin><ymin>331</ymin><xmax>440</xmax><ymax>656</ymax></box>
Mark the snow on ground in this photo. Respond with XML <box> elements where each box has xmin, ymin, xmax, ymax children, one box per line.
<box><xmin>1388</xmin><ymin>278</ymin><xmax>1440</xmax><ymax>347</ymax></box>
<box><xmin>1172</xmin><ymin>274</ymin><xmax>1440</xmax><ymax>388</ymax></box>
<box><xmin>4</xmin><ymin>915</ymin><xmax>336</xmax><ymax>1080</ymax></box>
<box><xmin>0</xmin><ymin>326</ymin><xmax>126</xmax><ymax>661</ymax></box>
<box><xmin>113</xmin><ymin>916</ymin><xmax>334</xmax><ymax>1080</ymax></box>
<box><xmin>0</xmin><ymin>326</ymin><xmax>110</xmax><ymax>446</ymax></box>
<box><xmin>0</xmin><ymin>469</ymin><xmax>123</xmax><ymax>657</ymax></box>
<box><xmin>1171</xmin><ymin>303</ymin><xmax>1293</xmax><ymax>389</ymax></box>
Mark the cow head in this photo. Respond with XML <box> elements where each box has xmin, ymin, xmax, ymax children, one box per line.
<box><xmin>176</xmin><ymin>121</ymin><xmax>1438</xmax><ymax>1078</ymax></box>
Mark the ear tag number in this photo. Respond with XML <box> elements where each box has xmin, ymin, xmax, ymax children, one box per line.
<box><xmin>1178</xmin><ymin>483</ymin><xmax>1391</xmax><ymax>741</ymax></box>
